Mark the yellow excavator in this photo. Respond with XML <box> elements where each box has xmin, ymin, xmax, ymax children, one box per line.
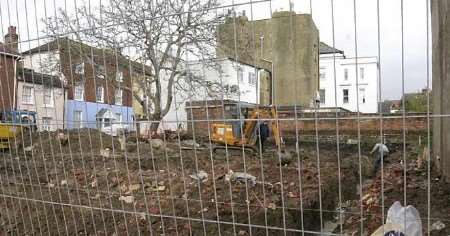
<box><xmin>210</xmin><ymin>106</ymin><xmax>286</xmax><ymax>154</ymax></box>
<box><xmin>0</xmin><ymin>111</ymin><xmax>37</xmax><ymax>150</ymax></box>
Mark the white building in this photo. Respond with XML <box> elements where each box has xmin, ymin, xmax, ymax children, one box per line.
<box><xmin>157</xmin><ymin>57</ymin><xmax>268</xmax><ymax>131</ymax></box>
<box><xmin>16</xmin><ymin>68</ymin><xmax>67</xmax><ymax>131</ymax></box>
<box><xmin>319</xmin><ymin>43</ymin><xmax>379</xmax><ymax>113</ymax></box>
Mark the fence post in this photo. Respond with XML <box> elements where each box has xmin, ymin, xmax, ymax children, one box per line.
<box><xmin>432</xmin><ymin>0</ymin><xmax>450</xmax><ymax>181</ymax></box>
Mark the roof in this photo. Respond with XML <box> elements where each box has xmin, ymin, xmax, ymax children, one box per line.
<box><xmin>0</xmin><ymin>42</ymin><xmax>20</xmax><ymax>57</ymax></box>
<box><xmin>96</xmin><ymin>108</ymin><xmax>116</xmax><ymax>119</ymax></box>
<box><xmin>22</xmin><ymin>38</ymin><xmax>152</xmax><ymax>76</ymax></box>
<box><xmin>319</xmin><ymin>42</ymin><xmax>343</xmax><ymax>55</ymax></box>
<box><xmin>226</xmin><ymin>57</ymin><xmax>270</xmax><ymax>71</ymax></box>
<box><xmin>17</xmin><ymin>67</ymin><xmax>65</xmax><ymax>88</ymax></box>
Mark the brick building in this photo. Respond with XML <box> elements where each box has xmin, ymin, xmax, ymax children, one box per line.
<box><xmin>0</xmin><ymin>28</ymin><xmax>21</xmax><ymax>111</ymax></box>
<box><xmin>0</xmin><ymin>26</ymin><xmax>67</xmax><ymax>131</ymax></box>
<box><xmin>217</xmin><ymin>12</ymin><xmax>319</xmax><ymax>107</ymax></box>
<box><xmin>22</xmin><ymin>38</ymin><xmax>149</xmax><ymax>129</ymax></box>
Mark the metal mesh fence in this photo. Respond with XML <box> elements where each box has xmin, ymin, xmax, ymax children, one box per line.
<box><xmin>0</xmin><ymin>0</ymin><xmax>445</xmax><ymax>235</ymax></box>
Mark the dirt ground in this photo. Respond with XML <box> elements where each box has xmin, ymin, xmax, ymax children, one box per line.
<box><xmin>0</xmin><ymin>129</ymin><xmax>448</xmax><ymax>235</ymax></box>
<box><xmin>341</xmin><ymin>143</ymin><xmax>450</xmax><ymax>236</ymax></box>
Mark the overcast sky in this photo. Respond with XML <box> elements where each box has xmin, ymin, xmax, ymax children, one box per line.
<box><xmin>1</xmin><ymin>0</ymin><xmax>431</xmax><ymax>100</ymax></box>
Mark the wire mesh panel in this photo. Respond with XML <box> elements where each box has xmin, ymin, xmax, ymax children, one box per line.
<box><xmin>0</xmin><ymin>0</ymin><xmax>445</xmax><ymax>235</ymax></box>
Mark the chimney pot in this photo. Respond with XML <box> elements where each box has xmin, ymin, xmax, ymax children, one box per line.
<box><xmin>4</xmin><ymin>25</ymin><xmax>19</xmax><ymax>52</ymax></box>
<box><xmin>8</xmin><ymin>26</ymin><xmax>16</xmax><ymax>35</ymax></box>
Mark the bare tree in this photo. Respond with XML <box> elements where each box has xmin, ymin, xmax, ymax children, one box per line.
<box><xmin>45</xmin><ymin>0</ymin><xmax>226</xmax><ymax>132</ymax></box>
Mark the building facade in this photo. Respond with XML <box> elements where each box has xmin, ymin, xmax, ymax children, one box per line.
<box><xmin>167</xmin><ymin>58</ymin><xmax>269</xmax><ymax>131</ymax></box>
<box><xmin>16</xmin><ymin>68</ymin><xmax>66</xmax><ymax>131</ymax></box>
<box><xmin>135</xmin><ymin>58</ymin><xmax>269</xmax><ymax>133</ymax></box>
<box><xmin>184</xmin><ymin>58</ymin><xmax>268</xmax><ymax>104</ymax></box>
<box><xmin>216</xmin><ymin>11</ymin><xmax>319</xmax><ymax>107</ymax></box>
<box><xmin>319</xmin><ymin>44</ymin><xmax>379</xmax><ymax>113</ymax></box>
<box><xmin>22</xmin><ymin>38</ymin><xmax>146</xmax><ymax>129</ymax></box>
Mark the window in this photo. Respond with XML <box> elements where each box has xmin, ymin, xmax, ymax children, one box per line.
<box><xmin>73</xmin><ymin>110</ymin><xmax>83</xmax><ymax>128</ymax></box>
<box><xmin>74</xmin><ymin>62</ymin><xmax>85</xmax><ymax>75</ymax></box>
<box><xmin>248</xmin><ymin>72</ymin><xmax>256</xmax><ymax>85</ymax></box>
<box><xmin>115</xmin><ymin>113</ymin><xmax>122</xmax><ymax>123</ymax></box>
<box><xmin>103</xmin><ymin>118</ymin><xmax>112</xmax><ymax>128</ymax></box>
<box><xmin>116</xmin><ymin>71</ymin><xmax>124</xmax><ymax>82</ymax></box>
<box><xmin>237</xmin><ymin>68</ymin><xmax>244</xmax><ymax>82</ymax></box>
<box><xmin>22</xmin><ymin>85</ymin><xmax>34</xmax><ymax>104</ymax></box>
<box><xmin>96</xmin><ymin>85</ymin><xmax>104</xmax><ymax>103</ymax></box>
<box><xmin>115</xmin><ymin>89</ymin><xmax>123</xmax><ymax>105</ymax></box>
<box><xmin>359</xmin><ymin>88</ymin><xmax>366</xmax><ymax>104</ymax></box>
<box><xmin>229</xmin><ymin>84</ymin><xmax>239</xmax><ymax>93</ymax></box>
<box><xmin>43</xmin><ymin>88</ymin><xmax>53</xmax><ymax>107</ymax></box>
<box><xmin>344</xmin><ymin>68</ymin><xmax>349</xmax><ymax>80</ymax></box>
<box><xmin>319</xmin><ymin>89</ymin><xmax>326</xmax><ymax>104</ymax></box>
<box><xmin>74</xmin><ymin>82</ymin><xmax>84</xmax><ymax>101</ymax></box>
<box><xmin>42</xmin><ymin>117</ymin><xmax>52</xmax><ymax>131</ymax></box>
<box><xmin>320</xmin><ymin>68</ymin><xmax>326</xmax><ymax>79</ymax></box>
<box><xmin>343</xmin><ymin>89</ymin><xmax>349</xmax><ymax>104</ymax></box>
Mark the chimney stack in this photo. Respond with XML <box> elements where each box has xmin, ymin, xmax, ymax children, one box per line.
<box><xmin>4</xmin><ymin>26</ymin><xmax>18</xmax><ymax>52</ymax></box>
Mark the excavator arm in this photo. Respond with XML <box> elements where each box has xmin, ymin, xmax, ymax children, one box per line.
<box><xmin>241</xmin><ymin>107</ymin><xmax>285</xmax><ymax>151</ymax></box>
<box><xmin>268</xmin><ymin>107</ymin><xmax>285</xmax><ymax>151</ymax></box>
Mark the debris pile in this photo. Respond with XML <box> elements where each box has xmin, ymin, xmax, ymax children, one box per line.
<box><xmin>225</xmin><ymin>171</ymin><xmax>257</xmax><ymax>186</ymax></box>
<box><xmin>343</xmin><ymin>146</ymin><xmax>450</xmax><ymax>235</ymax></box>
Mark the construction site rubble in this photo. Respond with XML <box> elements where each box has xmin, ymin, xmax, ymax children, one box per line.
<box><xmin>182</xmin><ymin>139</ymin><xmax>201</xmax><ymax>148</ymax></box>
<box><xmin>225</xmin><ymin>170</ymin><xmax>257</xmax><ymax>186</ymax></box>
<box><xmin>278</xmin><ymin>151</ymin><xmax>293</xmax><ymax>165</ymax></box>
<box><xmin>3</xmin><ymin>128</ymin><xmax>450</xmax><ymax>235</ymax></box>
<box><xmin>119</xmin><ymin>195</ymin><xmax>135</xmax><ymax>204</ymax></box>
<box><xmin>100</xmin><ymin>148</ymin><xmax>111</xmax><ymax>158</ymax></box>
<box><xmin>431</xmin><ymin>221</ymin><xmax>446</xmax><ymax>231</ymax></box>
<box><xmin>149</xmin><ymin>139</ymin><xmax>165</xmax><ymax>149</ymax></box>
<box><xmin>189</xmin><ymin>170</ymin><xmax>208</xmax><ymax>182</ymax></box>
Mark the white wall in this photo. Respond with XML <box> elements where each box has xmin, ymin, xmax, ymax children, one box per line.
<box><xmin>319</xmin><ymin>55</ymin><xmax>379</xmax><ymax>113</ymax></box>
<box><xmin>22</xmin><ymin>51</ymin><xmax>60</xmax><ymax>76</ymax></box>
<box><xmin>16</xmin><ymin>81</ymin><xmax>66</xmax><ymax>131</ymax></box>
<box><xmin>157</xmin><ymin>58</ymin><xmax>262</xmax><ymax>131</ymax></box>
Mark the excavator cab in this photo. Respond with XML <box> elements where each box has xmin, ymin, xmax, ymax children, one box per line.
<box><xmin>211</xmin><ymin>106</ymin><xmax>251</xmax><ymax>145</ymax></box>
<box><xmin>211</xmin><ymin>105</ymin><xmax>285</xmax><ymax>154</ymax></box>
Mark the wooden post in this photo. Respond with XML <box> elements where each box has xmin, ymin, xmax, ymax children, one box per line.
<box><xmin>432</xmin><ymin>0</ymin><xmax>450</xmax><ymax>181</ymax></box>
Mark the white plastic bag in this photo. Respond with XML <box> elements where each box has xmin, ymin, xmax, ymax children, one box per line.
<box><xmin>385</xmin><ymin>201</ymin><xmax>422</xmax><ymax>236</ymax></box>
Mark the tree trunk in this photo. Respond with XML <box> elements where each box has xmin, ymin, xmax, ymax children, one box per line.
<box><xmin>150</xmin><ymin>121</ymin><xmax>160</xmax><ymax>133</ymax></box>
<box><xmin>149</xmin><ymin>115</ymin><xmax>162</xmax><ymax>137</ymax></box>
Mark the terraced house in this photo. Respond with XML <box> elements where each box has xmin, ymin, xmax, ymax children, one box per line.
<box><xmin>0</xmin><ymin>26</ymin><xmax>66</xmax><ymax>131</ymax></box>
<box><xmin>22</xmin><ymin>38</ymin><xmax>149</xmax><ymax>130</ymax></box>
